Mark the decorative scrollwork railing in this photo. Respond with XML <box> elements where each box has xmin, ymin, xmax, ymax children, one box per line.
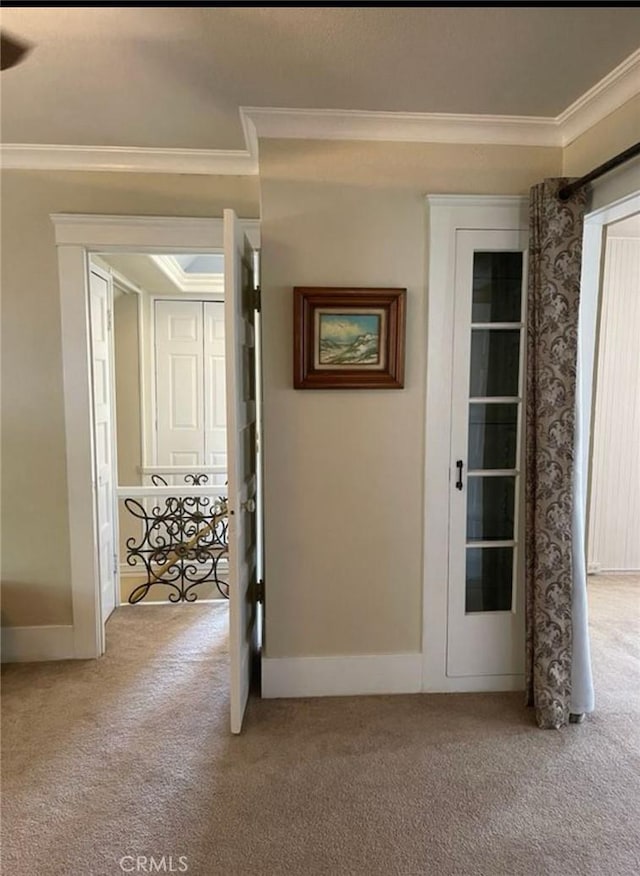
<box><xmin>122</xmin><ymin>473</ymin><xmax>229</xmax><ymax>604</ymax></box>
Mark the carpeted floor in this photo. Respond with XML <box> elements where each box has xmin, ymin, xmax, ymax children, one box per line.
<box><xmin>2</xmin><ymin>576</ymin><xmax>639</xmax><ymax>876</ymax></box>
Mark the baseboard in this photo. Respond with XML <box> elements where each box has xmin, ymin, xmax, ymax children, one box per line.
<box><xmin>1</xmin><ymin>625</ymin><xmax>75</xmax><ymax>663</ymax></box>
<box><xmin>591</xmin><ymin>568</ymin><xmax>640</xmax><ymax>575</ymax></box>
<box><xmin>422</xmin><ymin>674</ymin><xmax>525</xmax><ymax>693</ymax></box>
<box><xmin>262</xmin><ymin>652</ymin><xmax>422</xmax><ymax>698</ymax></box>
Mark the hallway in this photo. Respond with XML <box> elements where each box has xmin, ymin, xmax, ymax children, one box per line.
<box><xmin>2</xmin><ymin>580</ymin><xmax>639</xmax><ymax>876</ymax></box>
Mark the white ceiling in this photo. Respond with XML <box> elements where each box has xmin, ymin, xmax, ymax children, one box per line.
<box><xmin>2</xmin><ymin>7</ymin><xmax>640</xmax><ymax>151</ymax></box>
<box><xmin>98</xmin><ymin>253</ymin><xmax>224</xmax><ymax>296</ymax></box>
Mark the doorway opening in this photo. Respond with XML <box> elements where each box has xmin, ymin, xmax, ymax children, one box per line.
<box><xmin>52</xmin><ymin>212</ymin><xmax>261</xmax><ymax>733</ymax></box>
<box><xmin>587</xmin><ymin>213</ymin><xmax>640</xmax><ymax>578</ymax></box>
<box><xmin>91</xmin><ymin>250</ymin><xmax>232</xmax><ymax>611</ymax></box>
<box><xmin>584</xmin><ymin>207</ymin><xmax>640</xmax><ymax>679</ymax></box>
<box><xmin>578</xmin><ymin>189</ymin><xmax>640</xmax><ymax>716</ymax></box>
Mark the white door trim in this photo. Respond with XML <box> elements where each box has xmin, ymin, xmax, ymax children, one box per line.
<box><xmin>422</xmin><ymin>195</ymin><xmax>528</xmax><ymax>692</ymax></box>
<box><xmin>51</xmin><ymin>214</ymin><xmax>260</xmax><ymax>659</ymax></box>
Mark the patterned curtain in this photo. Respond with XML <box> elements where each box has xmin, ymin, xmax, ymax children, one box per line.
<box><xmin>525</xmin><ymin>179</ymin><xmax>588</xmax><ymax>729</ymax></box>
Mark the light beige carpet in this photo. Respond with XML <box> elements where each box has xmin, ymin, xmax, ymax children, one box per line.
<box><xmin>2</xmin><ymin>576</ymin><xmax>639</xmax><ymax>876</ymax></box>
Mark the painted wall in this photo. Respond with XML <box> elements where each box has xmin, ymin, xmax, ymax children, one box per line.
<box><xmin>259</xmin><ymin>139</ymin><xmax>561</xmax><ymax>658</ymax></box>
<box><xmin>0</xmin><ymin>170</ymin><xmax>259</xmax><ymax>627</ymax></box>
<box><xmin>563</xmin><ymin>93</ymin><xmax>640</xmax><ymax>182</ymax></box>
<box><xmin>588</xmin><ymin>232</ymin><xmax>640</xmax><ymax>571</ymax></box>
<box><xmin>111</xmin><ymin>285</ymin><xmax>145</xmax><ymax>601</ymax></box>
<box><xmin>112</xmin><ymin>288</ymin><xmax>143</xmax><ymax>487</ymax></box>
<box><xmin>4</xmin><ymin>115</ymin><xmax>636</xmax><ymax>642</ymax></box>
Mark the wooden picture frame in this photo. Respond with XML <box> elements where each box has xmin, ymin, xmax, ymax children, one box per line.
<box><xmin>293</xmin><ymin>287</ymin><xmax>406</xmax><ymax>389</ymax></box>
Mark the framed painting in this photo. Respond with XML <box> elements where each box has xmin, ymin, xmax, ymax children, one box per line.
<box><xmin>293</xmin><ymin>287</ymin><xmax>406</xmax><ymax>389</ymax></box>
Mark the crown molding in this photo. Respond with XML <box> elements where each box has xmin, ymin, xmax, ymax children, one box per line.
<box><xmin>0</xmin><ymin>143</ymin><xmax>258</xmax><ymax>175</ymax></box>
<box><xmin>2</xmin><ymin>50</ymin><xmax>638</xmax><ymax>172</ymax></box>
<box><xmin>425</xmin><ymin>195</ymin><xmax>528</xmax><ymax>207</ymax></box>
<box><xmin>558</xmin><ymin>48</ymin><xmax>640</xmax><ymax>146</ymax></box>
<box><xmin>241</xmin><ymin>106</ymin><xmax>561</xmax><ymax>147</ymax></box>
<box><xmin>241</xmin><ymin>48</ymin><xmax>640</xmax><ymax>150</ymax></box>
<box><xmin>151</xmin><ymin>255</ymin><xmax>224</xmax><ymax>294</ymax></box>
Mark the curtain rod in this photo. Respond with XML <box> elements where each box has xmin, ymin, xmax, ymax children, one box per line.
<box><xmin>558</xmin><ymin>140</ymin><xmax>640</xmax><ymax>201</ymax></box>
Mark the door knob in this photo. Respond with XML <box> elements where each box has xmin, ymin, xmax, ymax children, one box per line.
<box><xmin>241</xmin><ymin>498</ymin><xmax>256</xmax><ymax>513</ymax></box>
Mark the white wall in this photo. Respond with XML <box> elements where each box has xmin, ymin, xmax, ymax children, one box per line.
<box><xmin>588</xmin><ymin>228</ymin><xmax>640</xmax><ymax>572</ymax></box>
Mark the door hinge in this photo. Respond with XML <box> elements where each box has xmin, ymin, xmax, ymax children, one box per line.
<box><xmin>253</xmin><ymin>285</ymin><xmax>261</xmax><ymax>313</ymax></box>
<box><xmin>113</xmin><ymin>553</ymin><xmax>119</xmax><ymax>577</ymax></box>
<box><xmin>256</xmin><ymin>578</ymin><xmax>265</xmax><ymax>604</ymax></box>
<box><xmin>107</xmin><ymin>309</ymin><xmax>113</xmax><ymax>332</ymax></box>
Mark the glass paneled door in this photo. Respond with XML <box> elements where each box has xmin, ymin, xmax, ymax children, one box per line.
<box><xmin>447</xmin><ymin>230</ymin><xmax>527</xmax><ymax>678</ymax></box>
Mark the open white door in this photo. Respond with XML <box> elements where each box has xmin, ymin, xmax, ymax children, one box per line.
<box><xmin>204</xmin><ymin>301</ymin><xmax>228</xmax><ymax>491</ymax></box>
<box><xmin>224</xmin><ymin>209</ymin><xmax>260</xmax><ymax>734</ymax></box>
<box><xmin>89</xmin><ymin>264</ymin><xmax>117</xmax><ymax>628</ymax></box>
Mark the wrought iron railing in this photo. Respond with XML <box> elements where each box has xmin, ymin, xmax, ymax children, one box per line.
<box><xmin>118</xmin><ymin>472</ymin><xmax>229</xmax><ymax>604</ymax></box>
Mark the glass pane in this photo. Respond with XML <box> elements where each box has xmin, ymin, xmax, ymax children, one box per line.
<box><xmin>470</xmin><ymin>330</ymin><xmax>520</xmax><ymax>397</ymax></box>
<box><xmin>472</xmin><ymin>252</ymin><xmax>523</xmax><ymax>323</ymax></box>
<box><xmin>465</xmin><ymin>547</ymin><xmax>513</xmax><ymax>612</ymax></box>
<box><xmin>466</xmin><ymin>476</ymin><xmax>515</xmax><ymax>541</ymax></box>
<box><xmin>468</xmin><ymin>403</ymin><xmax>518</xmax><ymax>470</ymax></box>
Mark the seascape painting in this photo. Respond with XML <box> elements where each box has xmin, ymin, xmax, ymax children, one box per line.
<box><xmin>318</xmin><ymin>313</ymin><xmax>382</xmax><ymax>365</ymax></box>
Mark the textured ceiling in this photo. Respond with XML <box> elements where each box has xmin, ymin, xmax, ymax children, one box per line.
<box><xmin>1</xmin><ymin>7</ymin><xmax>640</xmax><ymax>150</ymax></box>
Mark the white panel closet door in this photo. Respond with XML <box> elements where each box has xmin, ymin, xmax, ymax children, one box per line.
<box><xmin>204</xmin><ymin>301</ymin><xmax>228</xmax><ymax>490</ymax></box>
<box><xmin>89</xmin><ymin>265</ymin><xmax>117</xmax><ymax>625</ymax></box>
<box><xmin>155</xmin><ymin>300</ymin><xmax>205</xmax><ymax>474</ymax></box>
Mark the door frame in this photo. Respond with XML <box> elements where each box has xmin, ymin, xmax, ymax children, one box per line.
<box><xmin>51</xmin><ymin>214</ymin><xmax>260</xmax><ymax>659</ymax></box>
<box><xmin>422</xmin><ymin>195</ymin><xmax>528</xmax><ymax>692</ymax></box>
<box><xmin>87</xmin><ymin>260</ymin><xmax>120</xmax><ymax>625</ymax></box>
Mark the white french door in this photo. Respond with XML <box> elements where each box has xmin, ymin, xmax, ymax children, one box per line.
<box><xmin>447</xmin><ymin>230</ymin><xmax>527</xmax><ymax>679</ymax></box>
<box><xmin>89</xmin><ymin>264</ymin><xmax>117</xmax><ymax>627</ymax></box>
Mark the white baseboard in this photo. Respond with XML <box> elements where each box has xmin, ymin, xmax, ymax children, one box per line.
<box><xmin>422</xmin><ymin>674</ymin><xmax>525</xmax><ymax>693</ymax></box>
<box><xmin>1</xmin><ymin>625</ymin><xmax>75</xmax><ymax>663</ymax></box>
<box><xmin>262</xmin><ymin>652</ymin><xmax>422</xmax><ymax>698</ymax></box>
<box><xmin>591</xmin><ymin>568</ymin><xmax>640</xmax><ymax>575</ymax></box>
